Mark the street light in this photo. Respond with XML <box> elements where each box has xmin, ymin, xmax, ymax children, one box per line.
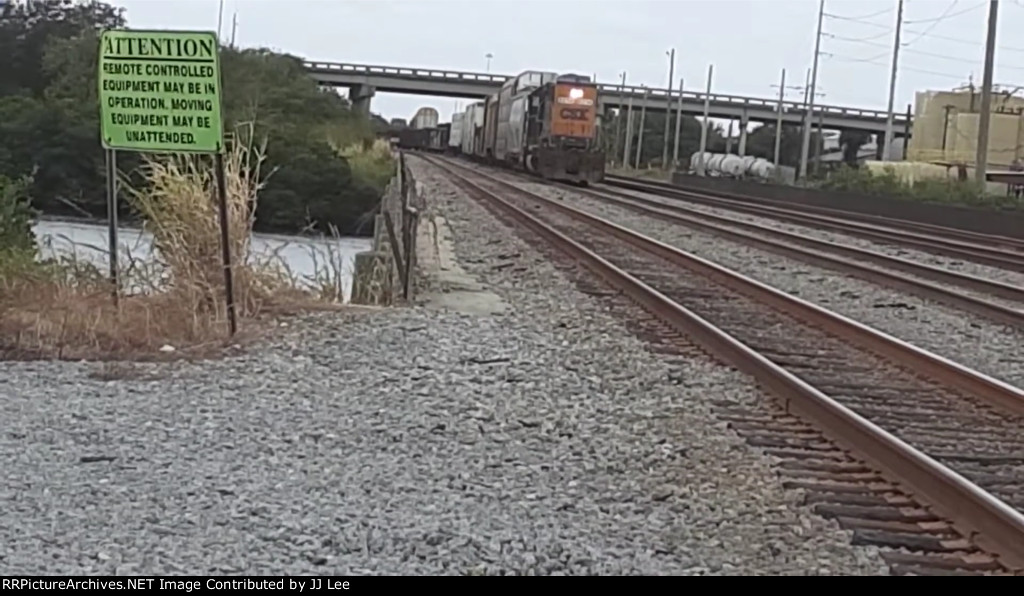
<box><xmin>485</xmin><ymin>53</ymin><xmax>493</xmax><ymax>73</ymax></box>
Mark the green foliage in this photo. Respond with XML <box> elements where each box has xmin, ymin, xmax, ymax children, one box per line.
<box><xmin>0</xmin><ymin>0</ymin><xmax>391</xmax><ymax>237</ymax></box>
<box><xmin>604</xmin><ymin>109</ymin><xmax>821</xmax><ymax>169</ymax></box>
<box><xmin>818</xmin><ymin>165</ymin><xmax>1021</xmax><ymax>209</ymax></box>
<box><xmin>0</xmin><ymin>174</ymin><xmax>36</xmax><ymax>254</ymax></box>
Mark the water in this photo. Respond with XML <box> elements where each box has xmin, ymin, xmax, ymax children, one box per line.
<box><xmin>32</xmin><ymin>219</ymin><xmax>372</xmax><ymax>302</ymax></box>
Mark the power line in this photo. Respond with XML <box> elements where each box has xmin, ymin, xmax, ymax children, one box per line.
<box><xmin>826</xmin><ymin>7</ymin><xmax>894</xmax><ymax>21</ymax></box>
<box><xmin>824</xmin><ymin>12</ymin><xmax>892</xmax><ymax>29</ymax></box>
<box><xmin>904</xmin><ymin>1</ymin><xmax>984</xmax><ymax>24</ymax></box>
<box><xmin>902</xmin><ymin>0</ymin><xmax>960</xmax><ymax>46</ymax></box>
<box><xmin>902</xmin><ymin>27</ymin><xmax>1024</xmax><ymax>53</ymax></box>
<box><xmin>827</xmin><ymin>53</ymin><xmax>971</xmax><ymax>81</ymax></box>
<box><xmin>826</xmin><ymin>31</ymin><xmax>1024</xmax><ymax>71</ymax></box>
<box><xmin>826</xmin><ymin>1</ymin><xmax>1024</xmax><ymax>54</ymax></box>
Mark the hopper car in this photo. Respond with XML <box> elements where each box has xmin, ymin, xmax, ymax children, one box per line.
<box><xmin>397</xmin><ymin>122</ymin><xmax>449</xmax><ymax>153</ymax></box>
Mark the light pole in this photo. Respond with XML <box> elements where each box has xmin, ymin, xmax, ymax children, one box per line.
<box><xmin>636</xmin><ymin>86</ymin><xmax>649</xmax><ymax>168</ymax></box>
<box><xmin>770</xmin><ymin>70</ymin><xmax>803</xmax><ymax>168</ymax></box>
<box><xmin>975</xmin><ymin>0</ymin><xmax>999</xmax><ymax>187</ymax></box>
<box><xmin>672</xmin><ymin>77</ymin><xmax>684</xmax><ymax>169</ymax></box>
<box><xmin>217</xmin><ymin>0</ymin><xmax>226</xmax><ymax>40</ymax></box>
<box><xmin>662</xmin><ymin>48</ymin><xmax>676</xmax><ymax>168</ymax></box>
<box><xmin>697</xmin><ymin>65</ymin><xmax>713</xmax><ymax>176</ymax></box>
<box><xmin>882</xmin><ymin>0</ymin><xmax>904</xmax><ymax>161</ymax></box>
<box><xmin>623</xmin><ymin>92</ymin><xmax>635</xmax><ymax>167</ymax></box>
<box><xmin>614</xmin><ymin>71</ymin><xmax>626</xmax><ymax>166</ymax></box>
<box><xmin>799</xmin><ymin>0</ymin><xmax>825</xmax><ymax>180</ymax></box>
<box><xmin>485</xmin><ymin>53</ymin><xmax>493</xmax><ymax>73</ymax></box>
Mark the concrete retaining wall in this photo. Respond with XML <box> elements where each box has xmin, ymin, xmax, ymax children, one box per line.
<box><xmin>351</xmin><ymin>154</ymin><xmax>423</xmax><ymax>305</ymax></box>
<box><xmin>669</xmin><ymin>172</ymin><xmax>1024</xmax><ymax>239</ymax></box>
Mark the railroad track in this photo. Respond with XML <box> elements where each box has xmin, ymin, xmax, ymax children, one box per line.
<box><xmin>604</xmin><ymin>175</ymin><xmax>1024</xmax><ymax>272</ymax></box>
<box><xmin>551</xmin><ymin>181</ymin><xmax>1024</xmax><ymax>329</ymax></box>
<box><xmin>420</xmin><ymin>153</ymin><xmax>1024</xmax><ymax>576</ymax></box>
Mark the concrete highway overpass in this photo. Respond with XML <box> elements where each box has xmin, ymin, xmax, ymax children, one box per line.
<box><xmin>305</xmin><ymin>61</ymin><xmax>912</xmax><ymax>138</ymax></box>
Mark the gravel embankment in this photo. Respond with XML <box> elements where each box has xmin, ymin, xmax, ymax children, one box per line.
<box><xmin>490</xmin><ymin>172</ymin><xmax>1024</xmax><ymax>391</ymax></box>
<box><xmin>0</xmin><ymin>155</ymin><xmax>889</xmax><ymax>576</ymax></box>
<box><xmin>605</xmin><ymin>184</ymin><xmax>1024</xmax><ymax>288</ymax></box>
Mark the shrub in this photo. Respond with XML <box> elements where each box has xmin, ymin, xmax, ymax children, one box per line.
<box><xmin>818</xmin><ymin>164</ymin><xmax>1021</xmax><ymax>209</ymax></box>
<box><xmin>0</xmin><ymin>174</ymin><xmax>36</xmax><ymax>255</ymax></box>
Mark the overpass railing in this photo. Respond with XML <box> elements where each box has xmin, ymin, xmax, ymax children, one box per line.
<box><xmin>304</xmin><ymin>61</ymin><xmax>909</xmax><ymax>124</ymax></box>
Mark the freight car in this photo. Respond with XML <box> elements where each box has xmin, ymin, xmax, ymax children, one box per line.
<box><xmin>428</xmin><ymin>124</ymin><xmax>450</xmax><ymax>152</ymax></box>
<box><xmin>397</xmin><ymin>122</ymin><xmax>450</xmax><ymax>153</ymax></box>
<box><xmin>398</xmin><ymin>128</ymin><xmax>431</xmax><ymax>151</ymax></box>
<box><xmin>461</xmin><ymin>71</ymin><xmax>604</xmax><ymax>184</ymax></box>
<box><xmin>461</xmin><ymin>102</ymin><xmax>486</xmax><ymax>156</ymax></box>
<box><xmin>448</xmin><ymin>113</ymin><xmax>464</xmax><ymax>155</ymax></box>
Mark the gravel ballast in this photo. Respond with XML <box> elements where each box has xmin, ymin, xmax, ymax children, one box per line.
<box><xmin>0</xmin><ymin>156</ymin><xmax>889</xmax><ymax>576</ymax></box>
<box><xmin>607</xmin><ymin>183</ymin><xmax>1024</xmax><ymax>289</ymax></box>
<box><xmin>491</xmin><ymin>171</ymin><xmax>1024</xmax><ymax>391</ymax></box>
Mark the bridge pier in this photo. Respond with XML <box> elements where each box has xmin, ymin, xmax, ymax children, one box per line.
<box><xmin>738</xmin><ymin>109</ymin><xmax>749</xmax><ymax>157</ymax></box>
<box><xmin>350</xmin><ymin>84</ymin><xmax>376</xmax><ymax>116</ymax></box>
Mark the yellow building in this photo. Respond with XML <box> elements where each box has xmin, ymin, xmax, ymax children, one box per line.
<box><xmin>906</xmin><ymin>85</ymin><xmax>1024</xmax><ymax>167</ymax></box>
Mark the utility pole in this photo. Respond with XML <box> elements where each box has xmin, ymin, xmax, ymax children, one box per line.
<box><xmin>799</xmin><ymin>0</ymin><xmax>825</xmax><ymax>180</ymax></box>
<box><xmin>673</xmin><ymin>77</ymin><xmax>684</xmax><ymax>169</ymax></box>
<box><xmin>230</xmin><ymin>11</ymin><xmax>238</xmax><ymax>48</ymax></box>
<box><xmin>217</xmin><ymin>0</ymin><xmax>225</xmax><ymax>40</ymax></box>
<box><xmin>614</xmin><ymin>71</ymin><xmax>626</xmax><ymax>166</ymax></box>
<box><xmin>975</xmin><ymin>0</ymin><xmax>999</xmax><ymax>187</ymax></box>
<box><xmin>697</xmin><ymin>65</ymin><xmax>713</xmax><ymax>176</ymax></box>
<box><xmin>882</xmin><ymin>0</ymin><xmax>904</xmax><ymax>161</ymax></box>
<box><xmin>774</xmin><ymin>68</ymin><xmax>786</xmax><ymax>167</ymax></box>
<box><xmin>636</xmin><ymin>87</ymin><xmax>650</xmax><ymax>168</ymax></box>
<box><xmin>662</xmin><ymin>48</ymin><xmax>676</xmax><ymax>168</ymax></box>
<box><xmin>623</xmin><ymin>92</ymin><xmax>635</xmax><ymax>166</ymax></box>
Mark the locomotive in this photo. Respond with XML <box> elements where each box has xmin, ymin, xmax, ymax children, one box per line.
<box><xmin>398</xmin><ymin>70</ymin><xmax>605</xmax><ymax>184</ymax></box>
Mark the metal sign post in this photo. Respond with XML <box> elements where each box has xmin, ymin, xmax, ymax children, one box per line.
<box><xmin>98</xmin><ymin>28</ymin><xmax>235</xmax><ymax>336</ymax></box>
<box><xmin>104</xmin><ymin>148</ymin><xmax>120</xmax><ymax>305</ymax></box>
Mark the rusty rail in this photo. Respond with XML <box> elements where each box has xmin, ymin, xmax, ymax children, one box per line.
<box><xmin>559</xmin><ymin>183</ymin><xmax>1024</xmax><ymax>328</ymax></box>
<box><xmin>606</xmin><ymin>174</ymin><xmax>1024</xmax><ymax>252</ymax></box>
<box><xmin>425</xmin><ymin>154</ymin><xmax>1024</xmax><ymax>572</ymax></box>
<box><xmin>604</xmin><ymin>177</ymin><xmax>1024</xmax><ymax>271</ymax></box>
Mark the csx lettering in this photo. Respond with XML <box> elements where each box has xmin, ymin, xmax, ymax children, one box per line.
<box><xmin>560</xmin><ymin>108</ymin><xmax>589</xmax><ymax>120</ymax></box>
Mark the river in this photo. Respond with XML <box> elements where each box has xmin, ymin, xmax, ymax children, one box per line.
<box><xmin>32</xmin><ymin>219</ymin><xmax>372</xmax><ymax>302</ymax></box>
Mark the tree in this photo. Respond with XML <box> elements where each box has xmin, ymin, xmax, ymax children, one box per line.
<box><xmin>839</xmin><ymin>129</ymin><xmax>872</xmax><ymax>165</ymax></box>
<box><xmin>0</xmin><ymin>0</ymin><xmax>391</xmax><ymax>236</ymax></box>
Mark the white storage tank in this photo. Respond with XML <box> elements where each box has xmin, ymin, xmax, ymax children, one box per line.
<box><xmin>411</xmin><ymin>107</ymin><xmax>439</xmax><ymax>130</ymax></box>
<box><xmin>747</xmin><ymin>158</ymin><xmax>776</xmax><ymax>180</ymax></box>
<box><xmin>719</xmin><ymin>154</ymin><xmax>744</xmax><ymax>176</ymax></box>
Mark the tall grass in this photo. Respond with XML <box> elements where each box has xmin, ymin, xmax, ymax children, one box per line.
<box><xmin>337</xmin><ymin>138</ymin><xmax>396</xmax><ymax>191</ymax></box>
<box><xmin>0</xmin><ymin>124</ymin><xmax>349</xmax><ymax>362</ymax></box>
<box><xmin>818</xmin><ymin>165</ymin><xmax>1022</xmax><ymax>209</ymax></box>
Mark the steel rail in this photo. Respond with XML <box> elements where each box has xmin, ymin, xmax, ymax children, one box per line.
<box><xmin>423</xmin><ymin>153</ymin><xmax>1024</xmax><ymax>570</ymax></box>
<box><xmin>552</xmin><ymin>182</ymin><xmax>1024</xmax><ymax>327</ymax></box>
<box><xmin>605</xmin><ymin>174</ymin><xmax>1024</xmax><ymax>252</ymax></box>
<box><xmin>603</xmin><ymin>177</ymin><xmax>1024</xmax><ymax>271</ymax></box>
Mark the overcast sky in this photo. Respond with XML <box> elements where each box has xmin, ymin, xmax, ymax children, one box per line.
<box><xmin>111</xmin><ymin>0</ymin><xmax>1024</xmax><ymax>128</ymax></box>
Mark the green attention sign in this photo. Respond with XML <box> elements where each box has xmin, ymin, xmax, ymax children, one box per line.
<box><xmin>98</xmin><ymin>29</ymin><xmax>224</xmax><ymax>154</ymax></box>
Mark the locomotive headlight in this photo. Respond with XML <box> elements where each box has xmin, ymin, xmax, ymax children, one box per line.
<box><xmin>569</xmin><ymin>88</ymin><xmax>584</xmax><ymax>99</ymax></box>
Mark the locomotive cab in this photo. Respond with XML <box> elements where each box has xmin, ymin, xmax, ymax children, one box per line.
<box><xmin>524</xmin><ymin>75</ymin><xmax>605</xmax><ymax>184</ymax></box>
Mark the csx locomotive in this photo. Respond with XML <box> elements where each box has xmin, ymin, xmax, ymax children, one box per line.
<box><xmin>399</xmin><ymin>70</ymin><xmax>605</xmax><ymax>185</ymax></box>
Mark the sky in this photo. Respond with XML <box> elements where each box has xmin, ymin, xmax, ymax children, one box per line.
<box><xmin>109</xmin><ymin>0</ymin><xmax>1024</xmax><ymax>129</ymax></box>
